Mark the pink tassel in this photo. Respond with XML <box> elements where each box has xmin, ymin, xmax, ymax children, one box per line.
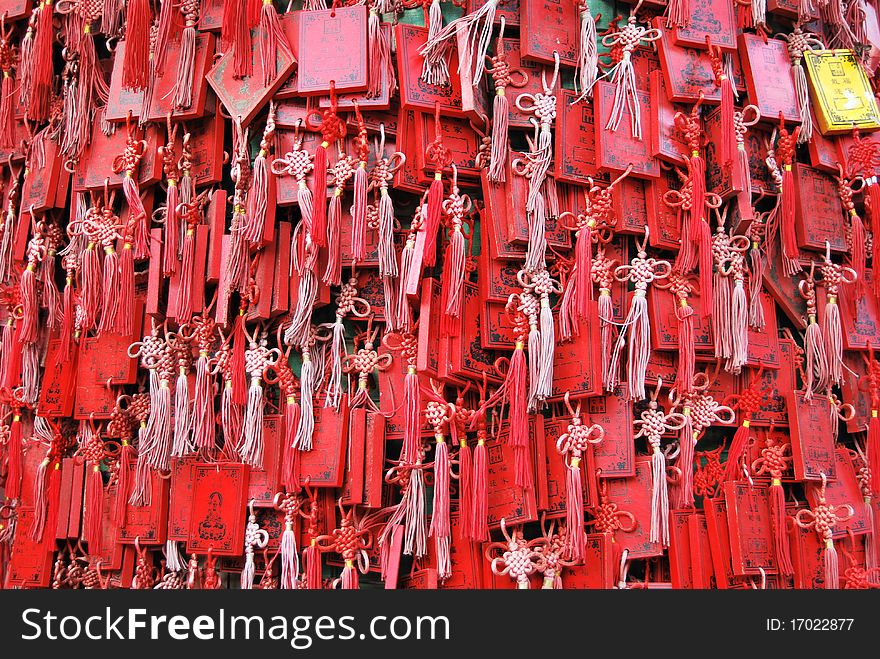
<box><xmin>192</xmin><ymin>352</ymin><xmax>215</xmax><ymax>450</ymax></box>
<box><xmin>280</xmin><ymin>521</ymin><xmax>299</xmax><ymax>589</ymax></box>
<box><xmin>403</xmin><ymin>367</ymin><xmax>421</xmax><ymax>464</ymax></box>
<box><xmin>825</xmin><ymin>539</ymin><xmax>840</xmax><ymax>589</ymax></box>
<box><xmin>823</xmin><ymin>295</ymin><xmax>843</xmax><ymax>388</ymax></box>
<box><xmin>294</xmin><ymin>353</ymin><xmax>314</xmax><ymax>451</ymax></box>
<box><xmin>85</xmin><ymin>463</ymin><xmax>103</xmax><ymax>551</ymax></box>
<box><xmin>770</xmin><ymin>479</ymin><xmax>794</xmax><ymax>576</ymax></box>
<box><xmin>5</xmin><ymin>411</ymin><xmax>23</xmax><ymax>499</ymax></box>
<box><xmin>304</xmin><ymin>542</ymin><xmax>322</xmax><ymax>589</ymax></box>
<box><xmin>675</xmin><ymin>298</ymin><xmax>695</xmax><ymax>391</ymax></box>
<box><xmin>19</xmin><ymin>264</ymin><xmax>39</xmax><ymax>344</ymax></box>
<box><xmin>79</xmin><ymin>242</ymin><xmax>102</xmax><ymax>331</ymax></box>
<box><xmin>430</xmin><ymin>437</ymin><xmax>451</xmax><ymax>580</ymax></box>
<box><xmin>471</xmin><ymin>435</ymin><xmax>489</xmax><ymax>542</ymax></box>
<box><xmin>118</xmin><ymin>242</ymin><xmax>135</xmax><ymax>336</ymax></box>
<box><xmin>241</xmin><ymin>377</ymin><xmax>265</xmax><ymax>468</ymax></box>
<box><xmin>98</xmin><ymin>245</ymin><xmax>120</xmax><ymax>335</ymax></box>
<box><xmin>174</xmin><ymin>7</ymin><xmax>198</xmax><ymax>111</ymax></box>
<box><xmin>171</xmin><ymin>366</ymin><xmax>191</xmax><ymax>457</ymax></box>
<box><xmin>259</xmin><ymin>0</ymin><xmax>292</xmax><ymax>87</ymax></box>
<box><xmin>404</xmin><ymin>467</ymin><xmax>428</xmax><ymax>557</ymax></box>
<box><xmin>650</xmin><ymin>443</ymin><xmax>669</xmax><ymax>546</ymax></box>
<box><xmin>565</xmin><ymin>455</ymin><xmax>586</xmax><ymax>561</ymax></box>
<box><xmin>176</xmin><ymin>229</ymin><xmax>195</xmax><ymax>323</ymax></box>
<box><xmin>457</xmin><ymin>437</ymin><xmax>472</xmax><ymax>542</ymax></box>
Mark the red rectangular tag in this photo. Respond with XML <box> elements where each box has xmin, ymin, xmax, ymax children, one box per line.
<box><xmin>555</xmin><ymin>88</ymin><xmax>607</xmax><ymax>184</ymax></box>
<box><xmin>116</xmin><ymin>454</ymin><xmax>169</xmax><ymax>545</ymax></box>
<box><xmin>738</xmin><ymin>33</ymin><xmax>800</xmax><ymax>124</ymax></box>
<box><xmin>594</xmin><ymin>81</ymin><xmax>659</xmax><ymax>178</ymax></box>
<box><xmin>205</xmin><ymin>28</ymin><xmax>296</xmax><ymax>126</ymax></box>
<box><xmin>604</xmin><ymin>458</ymin><xmax>664</xmax><ymax>559</ymax></box>
<box><xmin>6</xmin><ymin>507</ymin><xmax>54</xmax><ymax>588</ymax></box>
<box><xmin>793</xmin><ymin>164</ymin><xmax>847</xmax><ymax>253</ymax></box>
<box><xmin>188</xmin><ymin>462</ymin><xmax>249</xmax><ymax>555</ymax></box>
<box><xmin>168</xmin><ymin>457</ymin><xmax>196</xmax><ymax>542</ymax></box>
<box><xmin>248</xmin><ymin>415</ymin><xmax>282</xmax><ymax>506</ymax></box>
<box><xmin>786</xmin><ymin>390</ymin><xmax>838</xmax><ymax>482</ymax></box>
<box><xmin>486</xmin><ymin>419</ymin><xmax>540</xmax><ymax>528</ymax></box>
<box><xmin>589</xmin><ymin>386</ymin><xmax>636</xmax><ymax>478</ymax></box>
<box><xmin>144</xmin><ymin>32</ymin><xmax>215</xmax><ymax>122</ymax></box>
<box><xmin>519</xmin><ymin>0</ymin><xmax>579</xmax><ymax>67</ymax></box>
<box><xmin>297</xmin><ymin>6</ymin><xmax>368</xmax><ymax>96</ymax></box>
<box><xmin>551</xmin><ymin>301</ymin><xmax>603</xmax><ymax>399</ymax></box>
<box><xmin>298</xmin><ymin>400</ymin><xmax>350</xmax><ymax>488</ymax></box>
<box><xmin>673</xmin><ymin>0</ymin><xmax>736</xmax><ymax>50</ymax></box>
<box><xmin>560</xmin><ymin>533</ymin><xmax>614</xmax><ymax>589</ymax></box>
<box><xmin>724</xmin><ymin>481</ymin><xmax>778</xmax><ymax>576</ymax></box>
<box><xmin>363</xmin><ymin>412</ymin><xmax>386</xmax><ymax>508</ymax></box>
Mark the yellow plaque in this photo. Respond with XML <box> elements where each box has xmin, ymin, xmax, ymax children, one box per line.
<box><xmin>803</xmin><ymin>49</ymin><xmax>880</xmax><ymax>135</ymax></box>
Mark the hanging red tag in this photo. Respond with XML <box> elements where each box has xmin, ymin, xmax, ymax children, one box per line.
<box><xmin>205</xmin><ymin>30</ymin><xmax>296</xmax><ymax>127</ymax></box>
<box><xmin>605</xmin><ymin>458</ymin><xmax>664</xmax><ymax>559</ymax></box>
<box><xmin>744</xmin><ymin>293</ymin><xmax>781</xmax><ymax>369</ymax></box>
<box><xmin>298</xmin><ymin>400</ymin><xmax>351</xmax><ymax>488</ymax></box>
<box><xmin>834</xmin><ymin>270</ymin><xmax>880</xmax><ymax>349</ymax></box>
<box><xmin>116</xmin><ymin>452</ymin><xmax>170</xmax><ymax>545</ymax></box>
<box><xmin>551</xmin><ymin>301</ymin><xmax>603</xmax><ymax>399</ymax></box>
<box><xmin>594</xmin><ymin>81</ymin><xmax>660</xmax><ymax>178</ymax></box>
<box><xmin>669</xmin><ymin>509</ymin><xmax>696</xmax><ymax>589</ymax></box>
<box><xmin>555</xmin><ymin>89</ymin><xmax>606</xmax><ymax>185</ymax></box>
<box><xmin>168</xmin><ymin>457</ymin><xmax>196</xmax><ymax>543</ymax></box>
<box><xmin>297</xmin><ymin>5</ymin><xmax>368</xmax><ymax>96</ymax></box>
<box><xmin>363</xmin><ymin>412</ymin><xmax>386</xmax><ymax>509</ymax></box>
<box><xmin>723</xmin><ymin>480</ymin><xmax>779</xmax><ymax>576</ymax></box>
<box><xmin>447</xmin><ymin>283</ymin><xmax>503</xmax><ymax>385</ymax></box>
<box><xmin>793</xmin><ymin>164</ymin><xmax>847</xmax><ymax>253</ymax></box>
<box><xmin>561</xmin><ymin>533</ymin><xmax>614</xmax><ymax>588</ymax></box>
<box><xmin>188</xmin><ymin>462</ymin><xmax>249</xmax><ymax>555</ymax></box>
<box><xmin>248</xmin><ymin>415</ymin><xmax>283</xmax><ymax>506</ymax></box>
<box><xmin>519</xmin><ymin>0</ymin><xmax>579</xmax><ymax>67</ymax></box>
<box><xmin>704</xmin><ymin>495</ymin><xmax>742</xmax><ymax>588</ymax></box>
<box><xmin>672</xmin><ymin>0</ymin><xmax>736</xmax><ymax>51</ymax></box>
<box><xmin>486</xmin><ymin>418</ymin><xmax>541</xmax><ymax>528</ymax></box>
<box><xmin>341</xmin><ymin>409</ymin><xmax>367</xmax><ymax>506</ymax></box>
<box><xmin>786</xmin><ymin>390</ymin><xmax>838</xmax><ymax>482</ymax></box>
<box><xmin>649</xmin><ymin>71</ymin><xmax>688</xmax><ymax>167</ymax></box>
<box><xmin>738</xmin><ymin>34</ymin><xmax>800</xmax><ymax>124</ymax></box>
<box><xmin>38</xmin><ymin>337</ymin><xmax>77</xmax><ymax>416</ymax></box>
<box><xmin>5</xmin><ymin>507</ymin><xmax>54</xmax><ymax>587</ymax></box>
<box><xmin>145</xmin><ymin>33</ymin><xmax>216</xmax><ymax>122</ymax></box>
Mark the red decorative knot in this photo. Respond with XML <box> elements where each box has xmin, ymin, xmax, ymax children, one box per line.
<box><xmin>112</xmin><ymin>124</ymin><xmax>147</xmax><ymax>177</ymax></box>
<box><xmin>486</xmin><ymin>523</ymin><xmax>542</xmax><ymax>587</ymax></box>
<box><xmin>674</xmin><ymin>98</ymin><xmax>704</xmax><ymax>155</ymax></box>
<box><xmin>179</xmin><ymin>0</ymin><xmax>200</xmax><ymax>27</ymax></box>
<box><xmin>795</xmin><ymin>475</ymin><xmax>853</xmax><ymax>545</ymax></box>
<box><xmin>688</xmin><ymin>387</ymin><xmax>734</xmax><ymax>436</ymax></box>
<box><xmin>593</xmin><ymin>483</ymin><xmax>636</xmax><ymax>534</ymax></box>
<box><xmin>775</xmin><ymin>121</ymin><xmax>799</xmax><ymax>169</ymax></box>
<box><xmin>331</xmin><ymin>155</ymin><xmax>357</xmax><ymax>191</ymax></box>
<box><xmin>244</xmin><ymin>337</ymin><xmax>274</xmax><ymax>381</ymax></box>
<box><xmin>751</xmin><ymin>436</ymin><xmax>792</xmax><ymax>481</ymax></box>
<box><xmin>273</xmin><ymin>142</ymin><xmax>314</xmax><ymax>185</ymax></box>
<box><xmin>693</xmin><ymin>445</ymin><xmax>725</xmax><ymax>497</ymax></box>
<box><xmin>425</xmin><ymin>400</ymin><xmax>451</xmax><ymax>436</ymax></box>
<box><xmin>557</xmin><ymin>414</ymin><xmax>604</xmax><ymax>464</ymax></box>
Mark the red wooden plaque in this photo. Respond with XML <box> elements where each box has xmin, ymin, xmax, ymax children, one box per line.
<box><xmin>188</xmin><ymin>462</ymin><xmax>249</xmax><ymax>555</ymax></box>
